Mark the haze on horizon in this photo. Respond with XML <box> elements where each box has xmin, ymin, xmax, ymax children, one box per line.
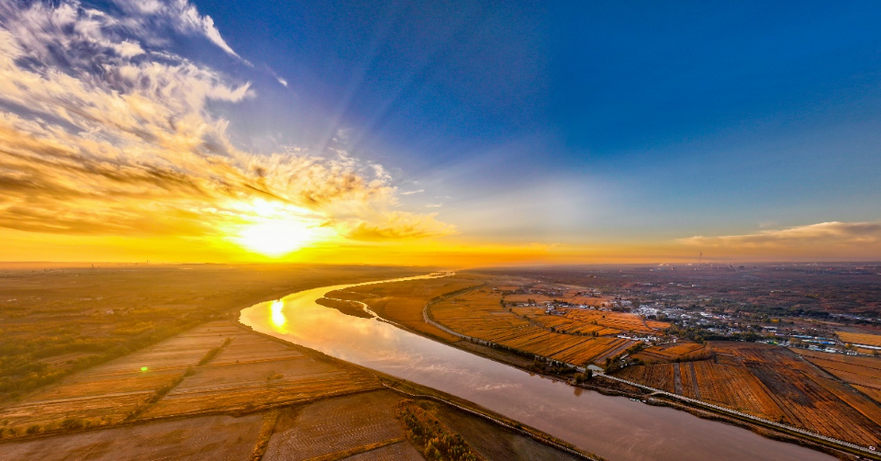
<box><xmin>1</xmin><ymin>0</ymin><xmax>879</xmax><ymax>266</ymax></box>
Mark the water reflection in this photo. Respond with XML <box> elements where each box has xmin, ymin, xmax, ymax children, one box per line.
<box><xmin>240</xmin><ymin>275</ymin><xmax>832</xmax><ymax>461</ymax></box>
<box><xmin>270</xmin><ymin>300</ymin><xmax>286</xmax><ymax>330</ymax></box>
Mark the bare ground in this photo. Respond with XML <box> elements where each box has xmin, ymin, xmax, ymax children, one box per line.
<box><xmin>0</xmin><ymin>414</ymin><xmax>263</xmax><ymax>461</ymax></box>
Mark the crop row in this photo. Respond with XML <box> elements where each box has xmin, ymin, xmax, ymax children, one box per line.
<box><xmin>432</xmin><ymin>291</ymin><xmax>633</xmax><ymax>366</ymax></box>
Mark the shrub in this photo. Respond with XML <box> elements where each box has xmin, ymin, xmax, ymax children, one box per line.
<box><xmin>60</xmin><ymin>418</ymin><xmax>84</xmax><ymax>430</ymax></box>
<box><xmin>396</xmin><ymin>401</ymin><xmax>479</xmax><ymax>461</ymax></box>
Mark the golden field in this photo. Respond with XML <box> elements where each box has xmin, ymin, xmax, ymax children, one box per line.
<box><xmin>795</xmin><ymin>349</ymin><xmax>881</xmax><ymax>405</ymax></box>
<box><xmin>431</xmin><ymin>289</ymin><xmax>636</xmax><ymax>366</ymax></box>
<box><xmin>837</xmin><ymin>331</ymin><xmax>881</xmax><ymax>347</ymax></box>
<box><xmin>615</xmin><ymin>342</ymin><xmax>881</xmax><ymax>447</ymax></box>
<box><xmin>0</xmin><ymin>319</ymin><xmax>581</xmax><ymax>461</ymax></box>
<box><xmin>0</xmin><ymin>264</ymin><xmax>419</xmax><ymax>399</ymax></box>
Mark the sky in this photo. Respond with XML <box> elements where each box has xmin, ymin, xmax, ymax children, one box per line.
<box><xmin>0</xmin><ymin>0</ymin><xmax>880</xmax><ymax>266</ymax></box>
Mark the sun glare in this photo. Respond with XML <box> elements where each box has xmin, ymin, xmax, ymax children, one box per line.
<box><xmin>228</xmin><ymin>200</ymin><xmax>333</xmax><ymax>257</ymax></box>
<box><xmin>234</xmin><ymin>219</ymin><xmax>318</xmax><ymax>256</ymax></box>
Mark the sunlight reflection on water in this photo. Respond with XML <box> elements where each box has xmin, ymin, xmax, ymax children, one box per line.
<box><xmin>269</xmin><ymin>300</ymin><xmax>286</xmax><ymax>330</ymax></box>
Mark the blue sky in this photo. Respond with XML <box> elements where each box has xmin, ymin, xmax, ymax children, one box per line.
<box><xmin>186</xmin><ymin>0</ymin><xmax>881</xmax><ymax>243</ymax></box>
<box><xmin>1</xmin><ymin>0</ymin><xmax>880</xmax><ymax>263</ymax></box>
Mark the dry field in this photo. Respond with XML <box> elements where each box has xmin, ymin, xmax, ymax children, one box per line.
<box><xmin>564</xmin><ymin>296</ymin><xmax>611</xmax><ymax>307</ymax></box>
<box><xmin>0</xmin><ymin>414</ymin><xmax>263</xmax><ymax>461</ymax></box>
<box><xmin>615</xmin><ymin>342</ymin><xmax>881</xmax><ymax>447</ymax></box>
<box><xmin>0</xmin><ymin>264</ymin><xmax>419</xmax><ymax>399</ymax></box>
<box><xmin>836</xmin><ymin>331</ymin><xmax>881</xmax><ymax>347</ymax></box>
<box><xmin>327</xmin><ymin>276</ymin><xmax>483</xmax><ymax>342</ymax></box>
<box><xmin>511</xmin><ymin>307</ymin><xmax>620</xmax><ymax>336</ymax></box>
<box><xmin>794</xmin><ymin>349</ymin><xmax>881</xmax><ymax>404</ymax></box>
<box><xmin>632</xmin><ymin>342</ymin><xmax>712</xmax><ymax>364</ymax></box>
<box><xmin>856</xmin><ymin>387</ymin><xmax>881</xmax><ymax>406</ymax></box>
<box><xmin>263</xmin><ymin>390</ymin><xmax>415</xmax><ymax>461</ymax></box>
<box><xmin>0</xmin><ymin>321</ymin><xmax>380</xmax><ymax>437</ymax></box>
<box><xmin>342</xmin><ymin>442</ymin><xmax>424</xmax><ymax>460</ymax></box>
<box><xmin>515</xmin><ymin>307</ymin><xmax>668</xmax><ymax>336</ymax></box>
<box><xmin>502</xmin><ymin>293</ymin><xmax>612</xmax><ymax>309</ymax></box>
<box><xmin>503</xmin><ymin>294</ymin><xmax>558</xmax><ymax>304</ymax></box>
<box><xmin>0</xmin><ymin>316</ymin><xmax>584</xmax><ymax>461</ymax></box>
<box><xmin>616</xmin><ymin>364</ymin><xmax>677</xmax><ymax>394</ymax></box>
<box><xmin>431</xmin><ymin>289</ymin><xmax>636</xmax><ymax>366</ymax></box>
<box><xmin>0</xmin><ymin>322</ymin><xmax>234</xmax><ymax>431</ymax></box>
<box><xmin>139</xmin><ymin>324</ymin><xmax>380</xmax><ymax>419</ymax></box>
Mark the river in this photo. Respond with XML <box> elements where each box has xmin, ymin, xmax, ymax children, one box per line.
<box><xmin>238</xmin><ymin>274</ymin><xmax>832</xmax><ymax>461</ymax></box>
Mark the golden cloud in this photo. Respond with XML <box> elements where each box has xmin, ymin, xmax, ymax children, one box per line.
<box><xmin>679</xmin><ymin>221</ymin><xmax>881</xmax><ymax>248</ymax></box>
<box><xmin>0</xmin><ymin>0</ymin><xmax>453</xmax><ymax>249</ymax></box>
<box><xmin>344</xmin><ymin>212</ymin><xmax>457</xmax><ymax>241</ymax></box>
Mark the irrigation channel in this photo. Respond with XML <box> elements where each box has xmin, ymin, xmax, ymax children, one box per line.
<box><xmin>239</xmin><ymin>273</ymin><xmax>834</xmax><ymax>461</ymax></box>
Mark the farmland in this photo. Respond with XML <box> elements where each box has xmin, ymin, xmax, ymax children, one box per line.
<box><xmin>0</xmin><ymin>321</ymin><xmax>380</xmax><ymax>437</ymax></box>
<box><xmin>614</xmin><ymin>342</ymin><xmax>881</xmax><ymax>447</ymax></box>
<box><xmin>430</xmin><ymin>287</ymin><xmax>637</xmax><ymax>367</ymax></box>
<box><xmin>264</xmin><ymin>390</ymin><xmax>415</xmax><ymax>461</ymax></box>
<box><xmin>503</xmin><ymin>293</ymin><xmax>612</xmax><ymax>309</ymax></box>
<box><xmin>0</xmin><ymin>318</ymin><xmax>583</xmax><ymax>460</ymax></box>
<box><xmin>632</xmin><ymin>342</ymin><xmax>713</xmax><ymax>364</ymax></box>
<box><xmin>0</xmin><ymin>414</ymin><xmax>264</xmax><ymax>461</ymax></box>
<box><xmin>0</xmin><ymin>264</ymin><xmax>420</xmax><ymax>400</ymax></box>
<box><xmin>514</xmin><ymin>307</ymin><xmax>668</xmax><ymax>336</ymax></box>
<box><xmin>837</xmin><ymin>331</ymin><xmax>881</xmax><ymax>348</ymax></box>
<box><xmin>795</xmin><ymin>349</ymin><xmax>881</xmax><ymax>405</ymax></box>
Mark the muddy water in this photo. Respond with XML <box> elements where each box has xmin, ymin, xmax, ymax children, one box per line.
<box><xmin>239</xmin><ymin>274</ymin><xmax>832</xmax><ymax>461</ymax></box>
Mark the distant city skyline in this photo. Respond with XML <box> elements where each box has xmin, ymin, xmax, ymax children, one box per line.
<box><xmin>0</xmin><ymin>0</ymin><xmax>879</xmax><ymax>265</ymax></box>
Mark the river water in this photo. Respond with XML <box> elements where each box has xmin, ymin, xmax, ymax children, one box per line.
<box><xmin>239</xmin><ymin>275</ymin><xmax>832</xmax><ymax>461</ymax></box>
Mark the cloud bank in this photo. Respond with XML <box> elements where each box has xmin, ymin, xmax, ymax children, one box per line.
<box><xmin>679</xmin><ymin>221</ymin><xmax>881</xmax><ymax>249</ymax></box>
<box><xmin>0</xmin><ymin>0</ymin><xmax>453</xmax><ymax>249</ymax></box>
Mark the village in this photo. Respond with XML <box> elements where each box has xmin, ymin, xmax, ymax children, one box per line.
<box><xmin>488</xmin><ymin>265</ymin><xmax>881</xmax><ymax>359</ymax></box>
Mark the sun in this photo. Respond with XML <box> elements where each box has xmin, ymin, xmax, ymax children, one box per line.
<box><xmin>224</xmin><ymin>199</ymin><xmax>335</xmax><ymax>257</ymax></box>
<box><xmin>232</xmin><ymin>218</ymin><xmax>327</xmax><ymax>257</ymax></box>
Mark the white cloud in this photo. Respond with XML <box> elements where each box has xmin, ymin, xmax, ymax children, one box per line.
<box><xmin>110</xmin><ymin>0</ymin><xmax>244</xmax><ymax>60</ymax></box>
<box><xmin>400</xmin><ymin>189</ymin><xmax>425</xmax><ymax>196</ymax></box>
